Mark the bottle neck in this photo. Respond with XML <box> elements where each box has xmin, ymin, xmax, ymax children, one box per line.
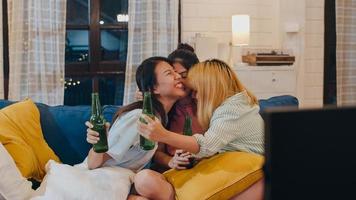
<box><xmin>92</xmin><ymin>93</ymin><xmax>102</xmax><ymax>116</ymax></box>
<box><xmin>142</xmin><ymin>91</ymin><xmax>154</xmax><ymax>115</ymax></box>
<box><xmin>183</xmin><ymin>115</ymin><xmax>192</xmax><ymax>136</ymax></box>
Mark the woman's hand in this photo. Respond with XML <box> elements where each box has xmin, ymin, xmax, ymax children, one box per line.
<box><xmin>137</xmin><ymin>114</ymin><xmax>167</xmax><ymax>142</ymax></box>
<box><xmin>85</xmin><ymin>121</ymin><xmax>110</xmax><ymax>144</ymax></box>
<box><xmin>168</xmin><ymin>149</ymin><xmax>192</xmax><ymax>170</ymax></box>
<box><xmin>134</xmin><ymin>89</ymin><xmax>143</xmax><ymax>101</ymax></box>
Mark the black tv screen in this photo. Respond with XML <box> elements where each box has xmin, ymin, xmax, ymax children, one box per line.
<box><xmin>264</xmin><ymin>106</ymin><xmax>356</xmax><ymax>200</ymax></box>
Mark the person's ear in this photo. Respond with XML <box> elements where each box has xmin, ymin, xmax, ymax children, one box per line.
<box><xmin>153</xmin><ymin>85</ymin><xmax>160</xmax><ymax>95</ymax></box>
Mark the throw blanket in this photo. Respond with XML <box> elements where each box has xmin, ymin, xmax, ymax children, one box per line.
<box><xmin>31</xmin><ymin>160</ymin><xmax>135</xmax><ymax>200</ymax></box>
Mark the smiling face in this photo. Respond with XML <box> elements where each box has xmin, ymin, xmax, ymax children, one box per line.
<box><xmin>173</xmin><ymin>62</ymin><xmax>191</xmax><ymax>96</ymax></box>
<box><xmin>153</xmin><ymin>61</ymin><xmax>186</xmax><ymax>100</ymax></box>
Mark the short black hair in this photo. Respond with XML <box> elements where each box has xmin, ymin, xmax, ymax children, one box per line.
<box><xmin>168</xmin><ymin>43</ymin><xmax>199</xmax><ymax>70</ymax></box>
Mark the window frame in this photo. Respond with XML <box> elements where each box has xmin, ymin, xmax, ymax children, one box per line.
<box><xmin>2</xmin><ymin>0</ymin><xmax>9</xmax><ymax>99</ymax></box>
<box><xmin>65</xmin><ymin>0</ymin><xmax>128</xmax><ymax>78</ymax></box>
<box><xmin>324</xmin><ymin>0</ymin><xmax>336</xmax><ymax>105</ymax></box>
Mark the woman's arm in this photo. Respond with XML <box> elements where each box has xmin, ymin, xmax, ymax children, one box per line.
<box><xmin>154</xmin><ymin>143</ymin><xmax>194</xmax><ymax>170</ymax></box>
<box><xmin>137</xmin><ymin>115</ymin><xmax>200</xmax><ymax>153</ymax></box>
<box><xmin>160</xmin><ymin>131</ymin><xmax>200</xmax><ymax>154</ymax></box>
<box><xmin>138</xmin><ymin>110</ymin><xmax>249</xmax><ymax>158</ymax></box>
<box><xmin>87</xmin><ymin>149</ymin><xmax>112</xmax><ymax>170</ymax></box>
<box><xmin>86</xmin><ymin>109</ymin><xmax>145</xmax><ymax>169</ymax></box>
<box><xmin>153</xmin><ymin>143</ymin><xmax>172</xmax><ymax>168</ymax></box>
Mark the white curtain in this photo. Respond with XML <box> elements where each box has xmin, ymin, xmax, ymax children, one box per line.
<box><xmin>336</xmin><ymin>0</ymin><xmax>356</xmax><ymax>106</ymax></box>
<box><xmin>0</xmin><ymin>0</ymin><xmax>3</xmax><ymax>99</ymax></box>
<box><xmin>8</xmin><ymin>0</ymin><xmax>66</xmax><ymax>105</ymax></box>
<box><xmin>123</xmin><ymin>0</ymin><xmax>179</xmax><ymax>105</ymax></box>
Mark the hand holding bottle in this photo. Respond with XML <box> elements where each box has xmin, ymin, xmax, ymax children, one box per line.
<box><xmin>168</xmin><ymin>149</ymin><xmax>192</xmax><ymax>170</ymax></box>
<box><xmin>180</xmin><ymin>114</ymin><xmax>195</xmax><ymax>169</ymax></box>
<box><xmin>85</xmin><ymin>121</ymin><xmax>110</xmax><ymax>145</ymax></box>
<box><xmin>139</xmin><ymin>91</ymin><xmax>156</xmax><ymax>150</ymax></box>
<box><xmin>137</xmin><ymin>114</ymin><xmax>168</xmax><ymax>142</ymax></box>
<box><xmin>89</xmin><ymin>93</ymin><xmax>109</xmax><ymax>153</ymax></box>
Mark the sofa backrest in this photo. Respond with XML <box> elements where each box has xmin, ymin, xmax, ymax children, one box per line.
<box><xmin>259</xmin><ymin>95</ymin><xmax>299</xmax><ymax>111</ymax></box>
<box><xmin>0</xmin><ymin>95</ymin><xmax>298</xmax><ymax>165</ymax></box>
<box><xmin>0</xmin><ymin>100</ymin><xmax>120</xmax><ymax>165</ymax></box>
<box><xmin>42</xmin><ymin>104</ymin><xmax>120</xmax><ymax>165</ymax></box>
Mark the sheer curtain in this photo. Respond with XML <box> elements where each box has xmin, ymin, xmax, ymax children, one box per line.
<box><xmin>123</xmin><ymin>0</ymin><xmax>179</xmax><ymax>105</ymax></box>
<box><xmin>8</xmin><ymin>0</ymin><xmax>66</xmax><ymax>105</ymax></box>
<box><xmin>336</xmin><ymin>0</ymin><xmax>356</xmax><ymax>106</ymax></box>
<box><xmin>0</xmin><ymin>0</ymin><xmax>3</xmax><ymax>99</ymax></box>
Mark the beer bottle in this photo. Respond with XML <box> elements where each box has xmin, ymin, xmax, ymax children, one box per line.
<box><xmin>139</xmin><ymin>91</ymin><xmax>156</xmax><ymax>150</ymax></box>
<box><xmin>183</xmin><ymin>114</ymin><xmax>193</xmax><ymax>137</ymax></box>
<box><xmin>182</xmin><ymin>114</ymin><xmax>195</xmax><ymax>169</ymax></box>
<box><xmin>90</xmin><ymin>93</ymin><xmax>108</xmax><ymax>153</ymax></box>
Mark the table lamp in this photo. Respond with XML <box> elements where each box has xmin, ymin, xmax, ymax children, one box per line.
<box><xmin>230</xmin><ymin>15</ymin><xmax>250</xmax><ymax>67</ymax></box>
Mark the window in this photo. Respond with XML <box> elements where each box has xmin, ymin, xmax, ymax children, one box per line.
<box><xmin>65</xmin><ymin>0</ymin><xmax>128</xmax><ymax>105</ymax></box>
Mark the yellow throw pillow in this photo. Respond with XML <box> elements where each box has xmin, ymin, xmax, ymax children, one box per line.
<box><xmin>164</xmin><ymin>152</ymin><xmax>264</xmax><ymax>200</ymax></box>
<box><xmin>0</xmin><ymin>99</ymin><xmax>60</xmax><ymax>181</ymax></box>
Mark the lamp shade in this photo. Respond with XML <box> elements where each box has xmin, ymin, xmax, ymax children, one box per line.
<box><xmin>232</xmin><ymin>15</ymin><xmax>250</xmax><ymax>46</ymax></box>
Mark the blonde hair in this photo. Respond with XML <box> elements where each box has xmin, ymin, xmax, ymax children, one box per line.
<box><xmin>187</xmin><ymin>59</ymin><xmax>258</xmax><ymax>130</ymax></box>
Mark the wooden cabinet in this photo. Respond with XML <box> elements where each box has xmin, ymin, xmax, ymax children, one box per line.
<box><xmin>233</xmin><ymin>65</ymin><xmax>296</xmax><ymax>99</ymax></box>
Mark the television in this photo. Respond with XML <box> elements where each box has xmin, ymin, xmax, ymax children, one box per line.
<box><xmin>263</xmin><ymin>106</ymin><xmax>356</xmax><ymax>200</ymax></box>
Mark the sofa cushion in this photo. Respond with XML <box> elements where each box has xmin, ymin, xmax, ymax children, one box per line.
<box><xmin>0</xmin><ymin>100</ymin><xmax>84</xmax><ymax>165</ymax></box>
<box><xmin>38</xmin><ymin>103</ymin><xmax>84</xmax><ymax>165</ymax></box>
<box><xmin>47</xmin><ymin>105</ymin><xmax>92</xmax><ymax>165</ymax></box>
<box><xmin>0</xmin><ymin>143</ymin><xmax>34</xmax><ymax>199</ymax></box>
<box><xmin>103</xmin><ymin>105</ymin><xmax>120</xmax><ymax>123</ymax></box>
<box><xmin>164</xmin><ymin>152</ymin><xmax>264</xmax><ymax>200</ymax></box>
<box><xmin>43</xmin><ymin>105</ymin><xmax>121</xmax><ymax>165</ymax></box>
<box><xmin>0</xmin><ymin>100</ymin><xmax>12</xmax><ymax>109</ymax></box>
<box><xmin>0</xmin><ymin>100</ymin><xmax>122</xmax><ymax>165</ymax></box>
<box><xmin>259</xmin><ymin>95</ymin><xmax>299</xmax><ymax>112</ymax></box>
<box><xmin>0</xmin><ymin>99</ymin><xmax>60</xmax><ymax>181</ymax></box>
<box><xmin>34</xmin><ymin>160</ymin><xmax>134</xmax><ymax>199</ymax></box>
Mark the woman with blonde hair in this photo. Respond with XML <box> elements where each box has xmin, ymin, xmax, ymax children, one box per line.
<box><xmin>133</xmin><ymin>59</ymin><xmax>264</xmax><ymax>200</ymax></box>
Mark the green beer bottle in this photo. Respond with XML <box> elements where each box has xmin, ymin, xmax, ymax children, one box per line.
<box><xmin>139</xmin><ymin>91</ymin><xmax>156</xmax><ymax>150</ymax></box>
<box><xmin>182</xmin><ymin>114</ymin><xmax>195</xmax><ymax>169</ymax></box>
<box><xmin>183</xmin><ymin>114</ymin><xmax>193</xmax><ymax>137</ymax></box>
<box><xmin>90</xmin><ymin>93</ymin><xmax>108</xmax><ymax>153</ymax></box>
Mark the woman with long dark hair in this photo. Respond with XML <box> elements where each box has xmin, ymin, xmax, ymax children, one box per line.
<box><xmin>148</xmin><ymin>44</ymin><xmax>205</xmax><ymax>172</ymax></box>
<box><xmin>86</xmin><ymin>56</ymin><xmax>185</xmax><ymax>200</ymax></box>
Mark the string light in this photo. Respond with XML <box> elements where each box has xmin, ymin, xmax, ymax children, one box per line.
<box><xmin>63</xmin><ymin>78</ymin><xmax>81</xmax><ymax>90</ymax></box>
<box><xmin>116</xmin><ymin>14</ymin><xmax>129</xmax><ymax>22</ymax></box>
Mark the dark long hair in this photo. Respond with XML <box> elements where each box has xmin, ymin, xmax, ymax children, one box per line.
<box><xmin>168</xmin><ymin>43</ymin><xmax>199</xmax><ymax>70</ymax></box>
<box><xmin>167</xmin><ymin>44</ymin><xmax>200</xmax><ymax>128</ymax></box>
<box><xmin>112</xmin><ymin>57</ymin><xmax>170</xmax><ymax>124</ymax></box>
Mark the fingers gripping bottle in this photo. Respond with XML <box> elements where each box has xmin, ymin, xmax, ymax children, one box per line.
<box><xmin>139</xmin><ymin>91</ymin><xmax>156</xmax><ymax>150</ymax></box>
<box><xmin>90</xmin><ymin>93</ymin><xmax>108</xmax><ymax>153</ymax></box>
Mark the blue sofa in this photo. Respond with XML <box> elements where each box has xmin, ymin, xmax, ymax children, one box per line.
<box><xmin>0</xmin><ymin>95</ymin><xmax>298</xmax><ymax>166</ymax></box>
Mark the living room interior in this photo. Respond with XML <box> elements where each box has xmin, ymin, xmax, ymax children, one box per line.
<box><xmin>0</xmin><ymin>0</ymin><xmax>355</xmax><ymax>200</ymax></box>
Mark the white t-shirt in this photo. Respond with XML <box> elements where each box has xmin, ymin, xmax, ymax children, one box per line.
<box><xmin>103</xmin><ymin>109</ymin><xmax>157</xmax><ymax>172</ymax></box>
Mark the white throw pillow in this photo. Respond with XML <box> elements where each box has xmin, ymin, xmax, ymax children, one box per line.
<box><xmin>31</xmin><ymin>160</ymin><xmax>135</xmax><ymax>200</ymax></box>
<box><xmin>0</xmin><ymin>143</ymin><xmax>34</xmax><ymax>200</ymax></box>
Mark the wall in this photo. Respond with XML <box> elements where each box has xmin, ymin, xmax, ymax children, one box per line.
<box><xmin>181</xmin><ymin>0</ymin><xmax>325</xmax><ymax>107</ymax></box>
<box><xmin>181</xmin><ymin>0</ymin><xmax>280</xmax><ymax>48</ymax></box>
<box><xmin>279</xmin><ymin>0</ymin><xmax>306</xmax><ymax>107</ymax></box>
<box><xmin>303</xmin><ymin>0</ymin><xmax>324</xmax><ymax>107</ymax></box>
